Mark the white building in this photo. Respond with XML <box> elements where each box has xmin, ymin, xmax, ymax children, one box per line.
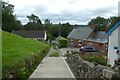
<box><xmin>107</xmin><ymin>20</ymin><xmax>120</xmax><ymax>66</ymax></box>
<box><xmin>118</xmin><ymin>1</ymin><xmax>120</xmax><ymax>16</ymax></box>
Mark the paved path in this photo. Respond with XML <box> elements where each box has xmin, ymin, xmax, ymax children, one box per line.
<box><xmin>29</xmin><ymin>46</ymin><xmax>75</xmax><ymax>79</ymax></box>
<box><xmin>46</xmin><ymin>46</ymin><xmax>57</xmax><ymax>57</ymax></box>
<box><xmin>29</xmin><ymin>57</ymin><xmax>75</xmax><ymax>78</ymax></box>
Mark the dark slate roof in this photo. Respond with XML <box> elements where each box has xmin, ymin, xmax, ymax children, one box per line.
<box><xmin>67</xmin><ymin>27</ymin><xmax>93</xmax><ymax>40</ymax></box>
<box><xmin>106</xmin><ymin>20</ymin><xmax>120</xmax><ymax>35</ymax></box>
<box><xmin>12</xmin><ymin>30</ymin><xmax>45</xmax><ymax>38</ymax></box>
<box><xmin>86</xmin><ymin>31</ymin><xmax>108</xmax><ymax>43</ymax></box>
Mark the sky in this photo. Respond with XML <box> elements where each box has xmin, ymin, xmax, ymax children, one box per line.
<box><xmin>6</xmin><ymin>0</ymin><xmax>120</xmax><ymax>25</ymax></box>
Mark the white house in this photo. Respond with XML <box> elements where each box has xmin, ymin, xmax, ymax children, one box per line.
<box><xmin>106</xmin><ymin>20</ymin><xmax>120</xmax><ymax>66</ymax></box>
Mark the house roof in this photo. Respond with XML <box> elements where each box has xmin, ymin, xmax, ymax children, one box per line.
<box><xmin>67</xmin><ymin>27</ymin><xmax>93</xmax><ymax>40</ymax></box>
<box><xmin>92</xmin><ymin>31</ymin><xmax>108</xmax><ymax>40</ymax></box>
<box><xmin>106</xmin><ymin>20</ymin><xmax>120</xmax><ymax>35</ymax></box>
<box><xmin>86</xmin><ymin>31</ymin><xmax>108</xmax><ymax>43</ymax></box>
<box><xmin>12</xmin><ymin>30</ymin><xmax>45</xmax><ymax>38</ymax></box>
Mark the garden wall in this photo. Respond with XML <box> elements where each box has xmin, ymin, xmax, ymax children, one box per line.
<box><xmin>66</xmin><ymin>53</ymin><xmax>120</xmax><ymax>79</ymax></box>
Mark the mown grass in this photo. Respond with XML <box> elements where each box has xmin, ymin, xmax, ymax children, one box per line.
<box><xmin>2</xmin><ymin>31</ymin><xmax>50</xmax><ymax>78</ymax></box>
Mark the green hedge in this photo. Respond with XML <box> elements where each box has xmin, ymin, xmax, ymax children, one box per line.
<box><xmin>58</xmin><ymin>38</ymin><xmax>68</xmax><ymax>48</ymax></box>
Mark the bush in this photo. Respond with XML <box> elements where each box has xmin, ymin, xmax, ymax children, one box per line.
<box><xmin>58</xmin><ymin>38</ymin><xmax>68</xmax><ymax>48</ymax></box>
<box><xmin>50</xmin><ymin>53</ymin><xmax>59</xmax><ymax>57</ymax></box>
<box><xmin>83</xmin><ymin>54</ymin><xmax>106</xmax><ymax>66</ymax></box>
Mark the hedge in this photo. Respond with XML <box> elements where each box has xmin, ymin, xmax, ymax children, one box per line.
<box><xmin>58</xmin><ymin>38</ymin><xmax>68</xmax><ymax>48</ymax></box>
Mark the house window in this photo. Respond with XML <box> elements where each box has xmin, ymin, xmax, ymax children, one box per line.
<box><xmin>114</xmin><ymin>46</ymin><xmax>118</xmax><ymax>50</ymax></box>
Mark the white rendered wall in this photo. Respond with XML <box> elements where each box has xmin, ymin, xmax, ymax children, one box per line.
<box><xmin>107</xmin><ymin>27</ymin><xmax>119</xmax><ymax>66</ymax></box>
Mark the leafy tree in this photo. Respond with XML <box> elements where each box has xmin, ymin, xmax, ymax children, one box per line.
<box><xmin>2</xmin><ymin>1</ymin><xmax>22</xmax><ymax>32</ymax></box>
<box><xmin>27</xmin><ymin>14</ymin><xmax>40</xmax><ymax>23</ymax></box>
<box><xmin>44</xmin><ymin>19</ymin><xmax>50</xmax><ymax>25</ymax></box>
<box><xmin>44</xmin><ymin>19</ymin><xmax>52</xmax><ymax>31</ymax></box>
<box><xmin>61</xmin><ymin>22</ymin><xmax>73</xmax><ymax>37</ymax></box>
<box><xmin>37</xmin><ymin>19</ymin><xmax>42</xmax><ymax>25</ymax></box>
<box><xmin>108</xmin><ymin>16</ymin><xmax>120</xmax><ymax>27</ymax></box>
<box><xmin>24</xmin><ymin>14</ymin><xmax>43</xmax><ymax>30</ymax></box>
<box><xmin>88</xmin><ymin>17</ymin><xmax>108</xmax><ymax>31</ymax></box>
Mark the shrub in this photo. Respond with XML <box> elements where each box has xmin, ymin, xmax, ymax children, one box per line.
<box><xmin>58</xmin><ymin>38</ymin><xmax>68</xmax><ymax>48</ymax></box>
<box><xmin>83</xmin><ymin>54</ymin><xmax>107</xmax><ymax>66</ymax></box>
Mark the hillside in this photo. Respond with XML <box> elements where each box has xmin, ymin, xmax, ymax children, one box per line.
<box><xmin>2</xmin><ymin>31</ymin><xmax>49</xmax><ymax>78</ymax></box>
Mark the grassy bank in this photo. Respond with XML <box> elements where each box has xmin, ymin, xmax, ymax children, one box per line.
<box><xmin>2</xmin><ymin>31</ymin><xmax>50</xmax><ymax>78</ymax></box>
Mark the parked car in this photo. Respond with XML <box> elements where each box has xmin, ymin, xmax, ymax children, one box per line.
<box><xmin>80</xmin><ymin>46</ymin><xmax>99</xmax><ymax>52</ymax></box>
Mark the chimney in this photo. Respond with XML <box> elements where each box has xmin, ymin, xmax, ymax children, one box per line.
<box><xmin>90</xmin><ymin>24</ymin><xmax>96</xmax><ymax>29</ymax></box>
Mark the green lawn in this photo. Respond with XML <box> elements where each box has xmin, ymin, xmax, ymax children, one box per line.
<box><xmin>2</xmin><ymin>31</ymin><xmax>50</xmax><ymax>78</ymax></box>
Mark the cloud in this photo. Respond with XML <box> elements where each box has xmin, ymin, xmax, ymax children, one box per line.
<box><xmin>9</xmin><ymin>0</ymin><xmax>119</xmax><ymax>25</ymax></box>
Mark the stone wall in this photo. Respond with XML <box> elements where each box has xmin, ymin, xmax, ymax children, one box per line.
<box><xmin>66</xmin><ymin>53</ymin><xmax>120</xmax><ymax>79</ymax></box>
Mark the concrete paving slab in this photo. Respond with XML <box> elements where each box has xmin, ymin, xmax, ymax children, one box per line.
<box><xmin>29</xmin><ymin>57</ymin><xmax>75</xmax><ymax>78</ymax></box>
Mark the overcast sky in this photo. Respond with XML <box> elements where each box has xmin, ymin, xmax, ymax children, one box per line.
<box><xmin>7</xmin><ymin>0</ymin><xmax>120</xmax><ymax>25</ymax></box>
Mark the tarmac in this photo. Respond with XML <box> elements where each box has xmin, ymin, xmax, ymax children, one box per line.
<box><xmin>29</xmin><ymin>46</ymin><xmax>75</xmax><ymax>79</ymax></box>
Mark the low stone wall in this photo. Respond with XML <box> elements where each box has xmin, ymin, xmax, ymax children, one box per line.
<box><xmin>66</xmin><ymin>53</ymin><xmax>120</xmax><ymax>79</ymax></box>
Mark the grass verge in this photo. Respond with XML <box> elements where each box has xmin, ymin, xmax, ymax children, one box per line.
<box><xmin>50</xmin><ymin>53</ymin><xmax>59</xmax><ymax>57</ymax></box>
<box><xmin>2</xmin><ymin>31</ymin><xmax>50</xmax><ymax>78</ymax></box>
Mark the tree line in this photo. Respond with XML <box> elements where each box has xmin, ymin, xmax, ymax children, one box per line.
<box><xmin>2</xmin><ymin>1</ymin><xmax>120</xmax><ymax>39</ymax></box>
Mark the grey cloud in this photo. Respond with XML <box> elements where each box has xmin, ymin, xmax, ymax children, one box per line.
<box><xmin>68</xmin><ymin>0</ymin><xmax>79</xmax><ymax>4</ymax></box>
<box><xmin>16</xmin><ymin>5</ymin><xmax>117</xmax><ymax>25</ymax></box>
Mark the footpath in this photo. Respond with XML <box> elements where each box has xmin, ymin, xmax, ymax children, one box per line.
<box><xmin>29</xmin><ymin>45</ymin><xmax>75</xmax><ymax>79</ymax></box>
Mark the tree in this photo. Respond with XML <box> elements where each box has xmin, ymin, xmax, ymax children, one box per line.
<box><xmin>2</xmin><ymin>1</ymin><xmax>22</xmax><ymax>32</ymax></box>
<box><xmin>44</xmin><ymin>19</ymin><xmax>50</xmax><ymax>25</ymax></box>
<box><xmin>27</xmin><ymin>14</ymin><xmax>40</xmax><ymax>23</ymax></box>
<box><xmin>61</xmin><ymin>22</ymin><xmax>73</xmax><ymax>37</ymax></box>
<box><xmin>108</xmin><ymin>16</ymin><xmax>120</xmax><ymax>27</ymax></box>
<box><xmin>24</xmin><ymin>14</ymin><xmax>43</xmax><ymax>30</ymax></box>
<box><xmin>88</xmin><ymin>17</ymin><xmax>108</xmax><ymax>31</ymax></box>
<box><xmin>44</xmin><ymin>19</ymin><xmax>52</xmax><ymax>31</ymax></box>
